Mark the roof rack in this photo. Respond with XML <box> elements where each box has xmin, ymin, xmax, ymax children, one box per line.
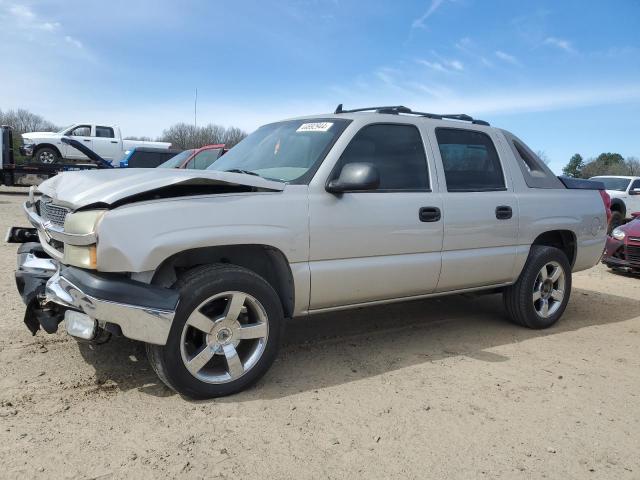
<box><xmin>334</xmin><ymin>104</ymin><xmax>490</xmax><ymax>126</ymax></box>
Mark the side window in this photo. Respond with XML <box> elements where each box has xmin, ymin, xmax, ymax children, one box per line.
<box><xmin>333</xmin><ymin>124</ymin><xmax>429</xmax><ymax>191</ymax></box>
<box><xmin>630</xmin><ymin>180</ymin><xmax>640</xmax><ymax>192</ymax></box>
<box><xmin>95</xmin><ymin>126</ymin><xmax>114</xmax><ymax>138</ymax></box>
<box><xmin>189</xmin><ymin>149</ymin><xmax>222</xmax><ymax>169</ymax></box>
<box><xmin>436</xmin><ymin>128</ymin><xmax>505</xmax><ymax>192</ymax></box>
<box><xmin>69</xmin><ymin>125</ymin><xmax>91</xmax><ymax>137</ymax></box>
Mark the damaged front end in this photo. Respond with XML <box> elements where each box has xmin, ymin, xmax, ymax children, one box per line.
<box><xmin>15</xmin><ymin>241</ymin><xmax>65</xmax><ymax>335</ymax></box>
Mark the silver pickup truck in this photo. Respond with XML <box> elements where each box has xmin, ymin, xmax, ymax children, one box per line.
<box><xmin>12</xmin><ymin>105</ymin><xmax>609</xmax><ymax>398</ymax></box>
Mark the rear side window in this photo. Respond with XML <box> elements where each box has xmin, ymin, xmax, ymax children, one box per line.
<box><xmin>436</xmin><ymin>128</ymin><xmax>505</xmax><ymax>192</ymax></box>
<box><xmin>334</xmin><ymin>124</ymin><xmax>429</xmax><ymax>191</ymax></box>
<box><xmin>96</xmin><ymin>126</ymin><xmax>114</xmax><ymax>138</ymax></box>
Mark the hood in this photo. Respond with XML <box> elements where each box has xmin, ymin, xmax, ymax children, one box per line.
<box><xmin>620</xmin><ymin>216</ymin><xmax>640</xmax><ymax>236</ymax></box>
<box><xmin>23</xmin><ymin>132</ymin><xmax>58</xmax><ymax>139</ymax></box>
<box><xmin>37</xmin><ymin>168</ymin><xmax>285</xmax><ymax>210</ymax></box>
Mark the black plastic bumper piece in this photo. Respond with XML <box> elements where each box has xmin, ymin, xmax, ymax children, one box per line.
<box><xmin>60</xmin><ymin>267</ymin><xmax>179</xmax><ymax>312</ymax></box>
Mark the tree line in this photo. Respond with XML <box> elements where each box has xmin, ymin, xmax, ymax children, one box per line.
<box><xmin>0</xmin><ymin>108</ymin><xmax>248</xmax><ymax>160</ymax></box>
<box><xmin>563</xmin><ymin>152</ymin><xmax>640</xmax><ymax>178</ymax></box>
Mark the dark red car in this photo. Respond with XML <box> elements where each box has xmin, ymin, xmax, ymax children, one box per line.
<box><xmin>158</xmin><ymin>144</ymin><xmax>226</xmax><ymax>170</ymax></box>
<box><xmin>602</xmin><ymin>212</ymin><xmax>640</xmax><ymax>273</ymax></box>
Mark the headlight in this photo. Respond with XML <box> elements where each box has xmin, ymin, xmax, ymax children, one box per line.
<box><xmin>63</xmin><ymin>210</ymin><xmax>106</xmax><ymax>269</ymax></box>
<box><xmin>611</xmin><ymin>227</ymin><xmax>626</xmax><ymax>241</ymax></box>
<box><xmin>22</xmin><ymin>137</ymin><xmax>35</xmax><ymax>146</ymax></box>
<box><xmin>64</xmin><ymin>210</ymin><xmax>106</xmax><ymax>235</ymax></box>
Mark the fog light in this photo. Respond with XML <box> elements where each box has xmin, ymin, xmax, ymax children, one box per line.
<box><xmin>65</xmin><ymin>310</ymin><xmax>96</xmax><ymax>340</ymax></box>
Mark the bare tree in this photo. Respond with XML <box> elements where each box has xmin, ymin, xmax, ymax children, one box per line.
<box><xmin>535</xmin><ymin>150</ymin><xmax>551</xmax><ymax>165</ymax></box>
<box><xmin>0</xmin><ymin>108</ymin><xmax>58</xmax><ymax>134</ymax></box>
<box><xmin>160</xmin><ymin>123</ymin><xmax>247</xmax><ymax>149</ymax></box>
<box><xmin>223</xmin><ymin>127</ymin><xmax>247</xmax><ymax>148</ymax></box>
<box><xmin>626</xmin><ymin>156</ymin><xmax>640</xmax><ymax>176</ymax></box>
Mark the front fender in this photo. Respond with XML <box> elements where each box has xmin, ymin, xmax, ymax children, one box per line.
<box><xmin>95</xmin><ymin>189</ymin><xmax>309</xmax><ymax>272</ymax></box>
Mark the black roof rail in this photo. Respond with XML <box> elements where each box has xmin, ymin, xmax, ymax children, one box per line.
<box><xmin>334</xmin><ymin>104</ymin><xmax>490</xmax><ymax>126</ymax></box>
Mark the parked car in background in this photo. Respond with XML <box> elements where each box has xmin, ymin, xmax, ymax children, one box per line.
<box><xmin>13</xmin><ymin>105</ymin><xmax>609</xmax><ymax>399</ymax></box>
<box><xmin>158</xmin><ymin>144</ymin><xmax>226</xmax><ymax>169</ymax></box>
<box><xmin>590</xmin><ymin>176</ymin><xmax>640</xmax><ymax>231</ymax></box>
<box><xmin>602</xmin><ymin>212</ymin><xmax>640</xmax><ymax>273</ymax></box>
<box><xmin>119</xmin><ymin>147</ymin><xmax>183</xmax><ymax>168</ymax></box>
<box><xmin>20</xmin><ymin>124</ymin><xmax>171</xmax><ymax>165</ymax></box>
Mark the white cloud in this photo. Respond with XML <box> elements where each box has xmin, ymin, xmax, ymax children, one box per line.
<box><xmin>448</xmin><ymin>60</ymin><xmax>464</xmax><ymax>71</ymax></box>
<box><xmin>65</xmin><ymin>35</ymin><xmax>83</xmax><ymax>49</ymax></box>
<box><xmin>544</xmin><ymin>37</ymin><xmax>576</xmax><ymax>54</ymax></box>
<box><xmin>455</xmin><ymin>37</ymin><xmax>493</xmax><ymax>67</ymax></box>
<box><xmin>417</xmin><ymin>58</ymin><xmax>463</xmax><ymax>73</ymax></box>
<box><xmin>9</xmin><ymin>4</ymin><xmax>35</xmax><ymax>20</ymax></box>
<box><xmin>412</xmin><ymin>0</ymin><xmax>445</xmax><ymax>29</ymax></box>
<box><xmin>41</xmin><ymin>22</ymin><xmax>61</xmax><ymax>32</ymax></box>
<box><xmin>418</xmin><ymin>59</ymin><xmax>447</xmax><ymax>72</ymax></box>
<box><xmin>495</xmin><ymin>50</ymin><xmax>521</xmax><ymax>66</ymax></box>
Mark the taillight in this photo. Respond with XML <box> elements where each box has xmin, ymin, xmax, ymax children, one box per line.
<box><xmin>599</xmin><ymin>190</ymin><xmax>612</xmax><ymax>224</ymax></box>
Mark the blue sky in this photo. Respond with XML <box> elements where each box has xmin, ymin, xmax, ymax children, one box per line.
<box><xmin>1</xmin><ymin>0</ymin><xmax>639</xmax><ymax>173</ymax></box>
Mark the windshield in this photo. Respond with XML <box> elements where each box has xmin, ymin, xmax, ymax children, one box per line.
<box><xmin>208</xmin><ymin>119</ymin><xmax>348</xmax><ymax>182</ymax></box>
<box><xmin>592</xmin><ymin>177</ymin><xmax>631</xmax><ymax>191</ymax></box>
<box><xmin>57</xmin><ymin>125</ymin><xmax>73</xmax><ymax>134</ymax></box>
<box><xmin>158</xmin><ymin>149</ymin><xmax>194</xmax><ymax>168</ymax></box>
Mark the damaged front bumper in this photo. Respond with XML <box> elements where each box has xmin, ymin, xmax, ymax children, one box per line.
<box><xmin>16</xmin><ymin>242</ymin><xmax>179</xmax><ymax>345</ymax></box>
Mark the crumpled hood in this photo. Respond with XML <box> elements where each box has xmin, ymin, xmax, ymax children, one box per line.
<box><xmin>37</xmin><ymin>168</ymin><xmax>285</xmax><ymax>209</ymax></box>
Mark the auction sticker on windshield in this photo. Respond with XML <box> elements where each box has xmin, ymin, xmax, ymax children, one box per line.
<box><xmin>296</xmin><ymin>122</ymin><xmax>333</xmax><ymax>133</ymax></box>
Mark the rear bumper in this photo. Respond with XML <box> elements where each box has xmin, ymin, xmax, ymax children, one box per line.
<box><xmin>16</xmin><ymin>243</ymin><xmax>179</xmax><ymax>345</ymax></box>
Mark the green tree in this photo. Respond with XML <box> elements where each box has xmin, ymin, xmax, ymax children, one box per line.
<box><xmin>562</xmin><ymin>153</ymin><xmax>584</xmax><ymax>177</ymax></box>
<box><xmin>580</xmin><ymin>152</ymin><xmax>628</xmax><ymax>178</ymax></box>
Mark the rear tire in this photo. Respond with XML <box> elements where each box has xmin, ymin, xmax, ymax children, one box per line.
<box><xmin>146</xmin><ymin>264</ymin><xmax>284</xmax><ymax>399</ymax></box>
<box><xmin>608</xmin><ymin>211</ymin><xmax>624</xmax><ymax>234</ymax></box>
<box><xmin>503</xmin><ymin>246</ymin><xmax>572</xmax><ymax>329</ymax></box>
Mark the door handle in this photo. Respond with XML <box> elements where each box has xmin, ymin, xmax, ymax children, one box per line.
<box><xmin>419</xmin><ymin>207</ymin><xmax>441</xmax><ymax>222</ymax></box>
<box><xmin>110</xmin><ymin>140</ymin><xmax>118</xmax><ymax>144</ymax></box>
<box><xmin>495</xmin><ymin>205</ymin><xmax>513</xmax><ymax>220</ymax></box>
<box><xmin>83</xmin><ymin>139</ymin><xmax>91</xmax><ymax>142</ymax></box>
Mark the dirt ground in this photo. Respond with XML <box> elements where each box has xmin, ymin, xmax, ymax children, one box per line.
<box><xmin>0</xmin><ymin>186</ymin><xmax>638</xmax><ymax>480</ymax></box>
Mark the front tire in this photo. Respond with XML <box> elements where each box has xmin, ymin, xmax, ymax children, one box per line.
<box><xmin>503</xmin><ymin>246</ymin><xmax>572</xmax><ymax>329</ymax></box>
<box><xmin>35</xmin><ymin>147</ymin><xmax>59</xmax><ymax>164</ymax></box>
<box><xmin>146</xmin><ymin>264</ymin><xmax>284</xmax><ymax>399</ymax></box>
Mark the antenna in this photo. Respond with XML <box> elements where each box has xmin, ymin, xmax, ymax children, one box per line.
<box><xmin>194</xmin><ymin>87</ymin><xmax>198</xmax><ymax>129</ymax></box>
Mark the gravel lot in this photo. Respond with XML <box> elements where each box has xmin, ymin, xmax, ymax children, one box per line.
<box><xmin>0</xmin><ymin>186</ymin><xmax>638</xmax><ymax>479</ymax></box>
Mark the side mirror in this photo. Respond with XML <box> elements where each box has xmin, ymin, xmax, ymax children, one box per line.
<box><xmin>326</xmin><ymin>162</ymin><xmax>380</xmax><ymax>194</ymax></box>
<box><xmin>629</xmin><ymin>188</ymin><xmax>640</xmax><ymax>195</ymax></box>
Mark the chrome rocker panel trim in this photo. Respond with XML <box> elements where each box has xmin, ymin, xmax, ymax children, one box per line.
<box><xmin>45</xmin><ymin>271</ymin><xmax>175</xmax><ymax>345</ymax></box>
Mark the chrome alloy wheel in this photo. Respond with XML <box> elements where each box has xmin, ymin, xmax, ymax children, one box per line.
<box><xmin>532</xmin><ymin>261</ymin><xmax>565</xmax><ymax>318</ymax></box>
<box><xmin>38</xmin><ymin>151</ymin><xmax>56</xmax><ymax>164</ymax></box>
<box><xmin>179</xmin><ymin>291</ymin><xmax>269</xmax><ymax>384</ymax></box>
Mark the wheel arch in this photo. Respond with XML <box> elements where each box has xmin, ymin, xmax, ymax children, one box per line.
<box><xmin>34</xmin><ymin>143</ymin><xmax>62</xmax><ymax>158</ymax></box>
<box><xmin>531</xmin><ymin>230</ymin><xmax>577</xmax><ymax>267</ymax></box>
<box><xmin>151</xmin><ymin>244</ymin><xmax>295</xmax><ymax>318</ymax></box>
<box><xmin>610</xmin><ymin>198</ymin><xmax>626</xmax><ymax>217</ymax></box>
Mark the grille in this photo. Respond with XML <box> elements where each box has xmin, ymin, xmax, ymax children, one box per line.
<box><xmin>40</xmin><ymin>199</ymin><xmax>70</xmax><ymax>228</ymax></box>
<box><xmin>627</xmin><ymin>245</ymin><xmax>640</xmax><ymax>265</ymax></box>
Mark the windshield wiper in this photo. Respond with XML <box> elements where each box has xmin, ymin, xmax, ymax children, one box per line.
<box><xmin>224</xmin><ymin>169</ymin><xmax>260</xmax><ymax>177</ymax></box>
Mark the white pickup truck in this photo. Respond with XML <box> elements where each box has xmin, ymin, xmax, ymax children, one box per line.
<box><xmin>20</xmin><ymin>124</ymin><xmax>171</xmax><ymax>165</ymax></box>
